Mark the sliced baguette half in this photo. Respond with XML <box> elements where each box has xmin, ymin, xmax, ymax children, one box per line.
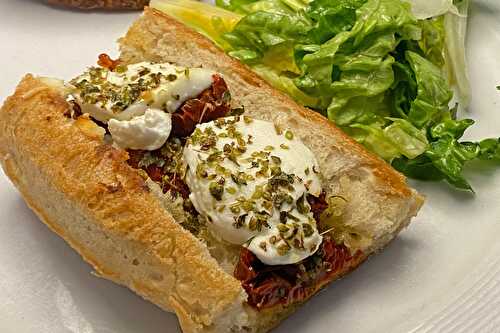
<box><xmin>0</xmin><ymin>8</ymin><xmax>423</xmax><ymax>333</ymax></box>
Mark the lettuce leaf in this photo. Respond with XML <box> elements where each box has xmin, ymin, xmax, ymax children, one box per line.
<box><xmin>306</xmin><ymin>0</ymin><xmax>367</xmax><ymax>43</ymax></box>
<box><xmin>252</xmin><ymin>64</ymin><xmax>320</xmax><ymax>107</ymax></box>
<box><xmin>216</xmin><ymin>0</ymin><xmax>309</xmax><ymax>15</ymax></box>
<box><xmin>443</xmin><ymin>0</ymin><xmax>471</xmax><ymax>107</ymax></box>
<box><xmin>405</xmin><ymin>51</ymin><xmax>453</xmax><ymax>128</ymax></box>
<box><xmin>392</xmin><ymin>155</ymin><xmax>445</xmax><ymax>181</ymax></box>
<box><xmin>352</xmin><ymin>118</ymin><xmax>428</xmax><ymax>161</ymax></box>
<box><xmin>222</xmin><ymin>11</ymin><xmax>312</xmax><ymax>64</ymax></box>
<box><xmin>425</xmin><ymin>137</ymin><xmax>478</xmax><ymax>191</ymax></box>
<box><xmin>406</xmin><ymin>0</ymin><xmax>459</xmax><ymax>19</ymax></box>
<box><xmin>418</xmin><ymin>17</ymin><xmax>446</xmax><ymax>67</ymax></box>
<box><xmin>478</xmin><ymin>139</ymin><xmax>500</xmax><ymax>161</ymax></box>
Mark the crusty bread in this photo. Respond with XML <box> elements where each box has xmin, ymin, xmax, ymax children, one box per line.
<box><xmin>0</xmin><ymin>8</ymin><xmax>424</xmax><ymax>333</ymax></box>
<box><xmin>47</xmin><ymin>0</ymin><xmax>148</xmax><ymax>10</ymax></box>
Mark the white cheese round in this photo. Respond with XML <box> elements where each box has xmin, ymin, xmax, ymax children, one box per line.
<box><xmin>183</xmin><ymin>116</ymin><xmax>323</xmax><ymax>265</ymax></box>
<box><xmin>108</xmin><ymin>108</ymin><xmax>172</xmax><ymax>151</ymax></box>
<box><xmin>70</xmin><ymin>62</ymin><xmax>215</xmax><ymax>123</ymax></box>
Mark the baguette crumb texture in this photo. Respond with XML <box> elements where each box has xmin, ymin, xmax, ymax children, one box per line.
<box><xmin>119</xmin><ymin>8</ymin><xmax>424</xmax><ymax>255</ymax></box>
<box><xmin>0</xmin><ymin>75</ymin><xmax>249</xmax><ymax>333</ymax></box>
<box><xmin>47</xmin><ymin>0</ymin><xmax>148</xmax><ymax>9</ymax></box>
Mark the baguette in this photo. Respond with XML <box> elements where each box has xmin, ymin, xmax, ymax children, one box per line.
<box><xmin>47</xmin><ymin>0</ymin><xmax>148</xmax><ymax>9</ymax></box>
<box><xmin>0</xmin><ymin>8</ymin><xmax>423</xmax><ymax>333</ymax></box>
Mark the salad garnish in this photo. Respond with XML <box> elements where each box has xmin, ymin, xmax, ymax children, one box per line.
<box><xmin>152</xmin><ymin>0</ymin><xmax>500</xmax><ymax>191</ymax></box>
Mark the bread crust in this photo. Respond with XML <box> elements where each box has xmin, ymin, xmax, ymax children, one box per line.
<box><xmin>47</xmin><ymin>0</ymin><xmax>148</xmax><ymax>10</ymax></box>
<box><xmin>0</xmin><ymin>75</ymin><xmax>246</xmax><ymax>332</ymax></box>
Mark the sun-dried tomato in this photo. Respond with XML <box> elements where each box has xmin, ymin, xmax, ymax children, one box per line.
<box><xmin>234</xmin><ymin>248</ymin><xmax>258</xmax><ymax>282</ymax></box>
<box><xmin>234</xmin><ymin>237</ymin><xmax>362</xmax><ymax>310</ymax></box>
<box><xmin>145</xmin><ymin>165</ymin><xmax>163</xmax><ymax>183</ymax></box>
<box><xmin>171</xmin><ymin>74</ymin><xmax>231</xmax><ymax>137</ymax></box>
<box><xmin>126</xmin><ymin>150</ymin><xmax>142</xmax><ymax>169</ymax></box>
<box><xmin>97</xmin><ymin>53</ymin><xmax>120</xmax><ymax>71</ymax></box>
<box><xmin>246</xmin><ymin>274</ymin><xmax>293</xmax><ymax>309</ymax></box>
<box><xmin>307</xmin><ymin>192</ymin><xmax>329</xmax><ymax>222</ymax></box>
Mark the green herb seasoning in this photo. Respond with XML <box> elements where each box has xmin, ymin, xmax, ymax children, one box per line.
<box><xmin>71</xmin><ymin>63</ymin><xmax>182</xmax><ymax>114</ymax></box>
<box><xmin>209</xmin><ymin>181</ymin><xmax>224</xmax><ymax>201</ymax></box>
<box><xmin>277</xmin><ymin>243</ymin><xmax>291</xmax><ymax>256</ymax></box>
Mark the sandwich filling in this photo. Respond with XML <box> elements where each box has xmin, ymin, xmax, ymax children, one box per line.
<box><xmin>68</xmin><ymin>58</ymin><xmax>363</xmax><ymax>310</ymax></box>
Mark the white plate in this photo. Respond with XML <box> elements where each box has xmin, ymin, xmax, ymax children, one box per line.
<box><xmin>0</xmin><ymin>1</ymin><xmax>499</xmax><ymax>332</ymax></box>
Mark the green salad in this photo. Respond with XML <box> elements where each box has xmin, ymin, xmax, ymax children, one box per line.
<box><xmin>151</xmin><ymin>0</ymin><xmax>500</xmax><ymax>191</ymax></box>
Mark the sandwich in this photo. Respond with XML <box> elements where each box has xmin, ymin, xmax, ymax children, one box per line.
<box><xmin>47</xmin><ymin>0</ymin><xmax>148</xmax><ymax>10</ymax></box>
<box><xmin>0</xmin><ymin>8</ymin><xmax>423</xmax><ymax>333</ymax></box>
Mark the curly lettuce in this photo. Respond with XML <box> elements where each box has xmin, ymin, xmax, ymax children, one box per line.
<box><xmin>152</xmin><ymin>0</ymin><xmax>500</xmax><ymax>191</ymax></box>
